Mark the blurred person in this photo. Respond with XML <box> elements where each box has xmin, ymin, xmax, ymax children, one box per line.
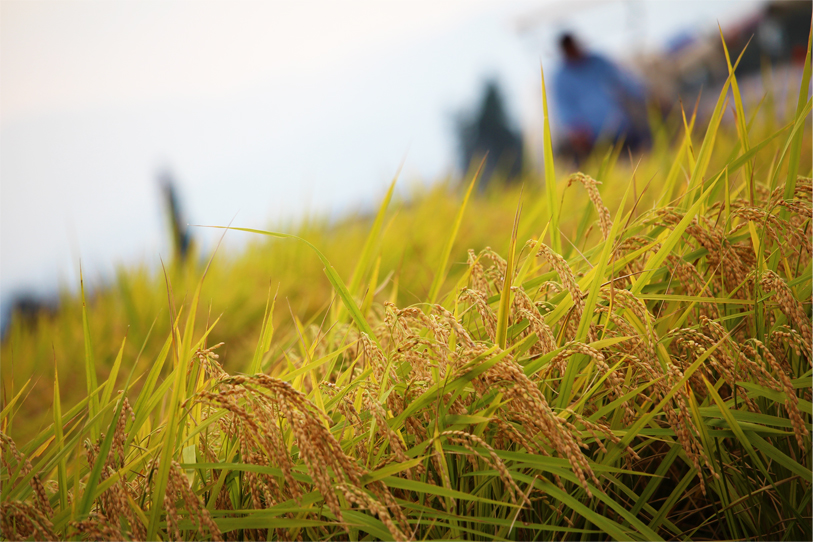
<box><xmin>554</xmin><ymin>33</ymin><xmax>649</xmax><ymax>163</ymax></box>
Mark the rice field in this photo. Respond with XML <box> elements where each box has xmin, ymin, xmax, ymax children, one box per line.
<box><xmin>1</xmin><ymin>39</ymin><xmax>812</xmax><ymax>541</ymax></box>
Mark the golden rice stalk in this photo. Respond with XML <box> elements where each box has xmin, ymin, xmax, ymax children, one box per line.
<box><xmin>432</xmin><ymin>304</ymin><xmax>478</xmax><ymax>349</ymax></box>
<box><xmin>0</xmin><ymin>432</ymin><xmax>53</xmax><ymax>519</ymax></box>
<box><xmin>360</xmin><ymin>332</ymin><xmax>398</xmax><ymax>385</ymax></box>
<box><xmin>223</xmin><ymin>375</ymin><xmax>365</xmax><ymax>522</ymax></box>
<box><xmin>467</xmin><ymin>248</ymin><xmax>490</xmax><ymax>296</ymax></box>
<box><xmin>771</xmin><ymin>326</ymin><xmax>810</xmax><ymax>364</ymax></box>
<box><xmin>364</xmin><ymin>391</ymin><xmax>422</xmax><ymax>478</ymax></box>
<box><xmin>536</xmin><ymin>243</ymin><xmax>591</xmax><ymax>341</ymax></box>
<box><xmin>70</xmin><ymin>511</ymin><xmax>127</xmax><ymax>541</ymax></box>
<box><xmin>168</xmin><ymin>461</ymin><xmax>222</xmax><ymax>542</ymax></box>
<box><xmin>474</xmin><ymin>355</ymin><xmax>599</xmax><ymax>496</ymax></box>
<box><xmin>442</xmin><ymin>429</ymin><xmax>531</xmax><ymax>507</ymax></box>
<box><xmin>337</xmin><ymin>484</ymin><xmax>408</xmax><ymax>542</ymax></box>
<box><xmin>564</xmin><ymin>409</ymin><xmax>641</xmax><ymax>460</ymax></box>
<box><xmin>752</xmin><ymin>340</ymin><xmax>809</xmax><ymax>449</ymax></box>
<box><xmin>512</xmin><ymin>287</ymin><xmax>557</xmax><ymax>354</ymax></box>
<box><xmin>193</xmin><ymin>342</ymin><xmax>227</xmax><ymax>380</ymax></box>
<box><xmin>568</xmin><ymin>173</ymin><xmax>612</xmax><ymax>240</ymax></box>
<box><xmin>459</xmin><ymin>288</ymin><xmax>497</xmax><ymax>342</ymax></box>
<box><xmin>759</xmin><ymin>270</ymin><xmax>812</xmax><ymax>353</ymax></box>
<box><xmin>1</xmin><ymin>501</ymin><xmax>57</xmax><ymax>541</ymax></box>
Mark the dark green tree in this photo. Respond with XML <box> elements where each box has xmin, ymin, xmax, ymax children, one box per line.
<box><xmin>457</xmin><ymin>80</ymin><xmax>523</xmax><ymax>188</ymax></box>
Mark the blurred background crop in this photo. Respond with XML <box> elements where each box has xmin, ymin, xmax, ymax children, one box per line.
<box><xmin>1</xmin><ymin>0</ymin><xmax>809</xmax><ymax>332</ymax></box>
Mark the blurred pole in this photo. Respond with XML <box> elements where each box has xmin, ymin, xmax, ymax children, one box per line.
<box><xmin>158</xmin><ymin>169</ymin><xmax>192</xmax><ymax>263</ymax></box>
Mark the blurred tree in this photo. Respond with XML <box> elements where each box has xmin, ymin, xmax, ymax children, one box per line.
<box><xmin>457</xmin><ymin>81</ymin><xmax>524</xmax><ymax>189</ymax></box>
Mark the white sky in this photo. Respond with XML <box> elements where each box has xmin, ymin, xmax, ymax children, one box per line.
<box><xmin>2</xmin><ymin>1</ymin><xmax>507</xmax><ymax>121</ymax></box>
<box><xmin>0</xmin><ymin>0</ymin><xmax>764</xmax><ymax>315</ymax></box>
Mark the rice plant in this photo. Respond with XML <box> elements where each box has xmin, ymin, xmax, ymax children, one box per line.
<box><xmin>1</xmin><ymin>35</ymin><xmax>811</xmax><ymax>541</ymax></box>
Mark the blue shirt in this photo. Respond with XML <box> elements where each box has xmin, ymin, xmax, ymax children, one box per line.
<box><xmin>554</xmin><ymin>54</ymin><xmax>645</xmax><ymax>141</ymax></box>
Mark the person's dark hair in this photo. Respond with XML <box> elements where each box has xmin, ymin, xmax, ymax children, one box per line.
<box><xmin>559</xmin><ymin>32</ymin><xmax>582</xmax><ymax>60</ymax></box>
<box><xmin>559</xmin><ymin>33</ymin><xmax>575</xmax><ymax>52</ymax></box>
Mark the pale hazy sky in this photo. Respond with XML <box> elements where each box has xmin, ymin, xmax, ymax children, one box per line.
<box><xmin>2</xmin><ymin>1</ymin><xmax>511</xmax><ymax>121</ymax></box>
<box><xmin>0</xmin><ymin>0</ymin><xmax>763</xmax><ymax>313</ymax></box>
